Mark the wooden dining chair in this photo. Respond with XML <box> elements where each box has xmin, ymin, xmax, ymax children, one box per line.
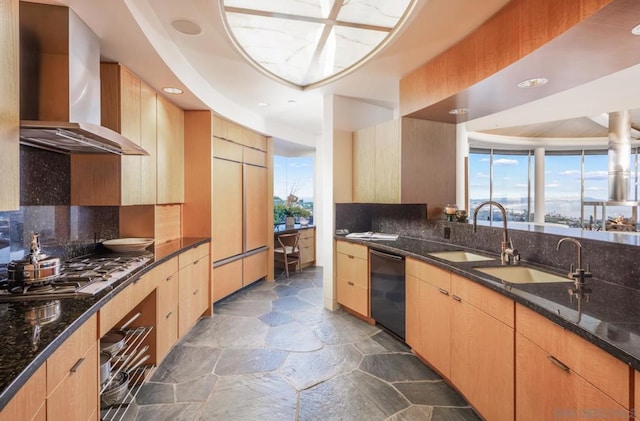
<box><xmin>274</xmin><ymin>232</ymin><xmax>301</xmax><ymax>278</ymax></box>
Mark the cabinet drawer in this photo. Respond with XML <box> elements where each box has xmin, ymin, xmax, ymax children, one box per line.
<box><xmin>299</xmin><ymin>228</ymin><xmax>315</xmax><ymax>240</ymax></box>
<box><xmin>213</xmin><ymin>259</ymin><xmax>243</xmax><ymax>302</ymax></box>
<box><xmin>243</xmin><ymin>250</ymin><xmax>267</xmax><ymax>286</ymax></box>
<box><xmin>47</xmin><ymin>314</ymin><xmax>97</xmax><ymax>395</ymax></box>
<box><xmin>179</xmin><ymin>243</ymin><xmax>209</xmax><ymax>269</ymax></box>
<box><xmin>154</xmin><ymin>257</ymin><xmax>179</xmax><ymax>282</ymax></box>
<box><xmin>336</xmin><ymin>240</ymin><xmax>368</xmax><ymax>260</ymax></box>
<box><xmin>157</xmin><ymin>267</ymin><xmax>179</xmax><ymax>323</ymax></box>
<box><xmin>516</xmin><ymin>304</ymin><xmax>630</xmax><ymax>407</ymax></box>
<box><xmin>337</xmin><ymin>278</ymin><xmax>368</xmax><ymax>316</ymax></box>
<box><xmin>451</xmin><ymin>274</ymin><xmax>514</xmax><ymax>327</ymax></box>
<box><xmin>212</xmin><ymin>137</ymin><xmax>243</xmax><ymax>162</ymax></box>
<box><xmin>406</xmin><ymin>257</ymin><xmax>450</xmax><ymax>291</ymax></box>
<box><xmin>336</xmin><ymin>253</ymin><xmax>368</xmax><ymax>288</ymax></box>
<box><xmin>243</xmin><ymin>147</ymin><xmax>266</xmax><ymax>167</ymax></box>
<box><xmin>298</xmin><ymin>236</ymin><xmax>313</xmax><ymax>248</ymax></box>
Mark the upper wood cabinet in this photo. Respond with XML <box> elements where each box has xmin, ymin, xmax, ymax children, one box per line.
<box><xmin>156</xmin><ymin>95</ymin><xmax>184</xmax><ymax>204</ymax></box>
<box><xmin>0</xmin><ymin>0</ymin><xmax>20</xmax><ymax>211</ymax></box>
<box><xmin>71</xmin><ymin>63</ymin><xmax>158</xmax><ymax>206</ymax></box>
<box><xmin>245</xmin><ymin>163</ymin><xmax>268</xmax><ymax>252</ymax></box>
<box><xmin>352</xmin><ymin>117</ymin><xmax>456</xmax><ymax>218</ymax></box>
<box><xmin>212</xmin><ymin>114</ymin><xmax>267</xmax><ymax>151</ymax></box>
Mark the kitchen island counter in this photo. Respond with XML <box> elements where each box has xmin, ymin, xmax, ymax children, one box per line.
<box><xmin>0</xmin><ymin>237</ymin><xmax>210</xmax><ymax>411</ymax></box>
<box><xmin>337</xmin><ymin>235</ymin><xmax>640</xmax><ymax>371</ymax></box>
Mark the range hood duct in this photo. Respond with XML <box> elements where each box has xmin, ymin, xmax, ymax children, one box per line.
<box><xmin>18</xmin><ymin>3</ymin><xmax>147</xmax><ymax>156</ymax></box>
<box><xmin>608</xmin><ymin>111</ymin><xmax>632</xmax><ymax>202</ymax></box>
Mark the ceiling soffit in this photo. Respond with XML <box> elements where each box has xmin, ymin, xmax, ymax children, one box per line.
<box><xmin>400</xmin><ymin>0</ymin><xmax>640</xmax><ymax>125</ymax></box>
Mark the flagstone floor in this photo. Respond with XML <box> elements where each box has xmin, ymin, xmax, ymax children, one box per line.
<box><xmin>128</xmin><ymin>266</ymin><xmax>480</xmax><ymax>420</ymax></box>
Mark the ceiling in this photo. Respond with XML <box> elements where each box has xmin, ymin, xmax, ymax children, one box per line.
<box><xmin>22</xmin><ymin>0</ymin><xmax>640</xmax><ymax>154</ymax></box>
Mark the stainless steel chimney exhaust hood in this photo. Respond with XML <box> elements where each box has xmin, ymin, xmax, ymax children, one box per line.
<box><xmin>19</xmin><ymin>2</ymin><xmax>148</xmax><ymax>156</ymax></box>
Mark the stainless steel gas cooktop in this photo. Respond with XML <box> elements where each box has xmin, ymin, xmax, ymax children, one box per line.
<box><xmin>0</xmin><ymin>253</ymin><xmax>151</xmax><ymax>301</ymax></box>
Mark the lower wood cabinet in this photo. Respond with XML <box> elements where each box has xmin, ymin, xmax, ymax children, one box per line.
<box><xmin>335</xmin><ymin>240</ymin><xmax>368</xmax><ymax>317</ymax></box>
<box><xmin>0</xmin><ymin>364</ymin><xmax>46</xmax><ymax>421</ymax></box>
<box><xmin>298</xmin><ymin>228</ymin><xmax>316</xmax><ymax>268</ymax></box>
<box><xmin>155</xmin><ymin>257</ymin><xmax>179</xmax><ymax>362</ymax></box>
<box><xmin>178</xmin><ymin>244</ymin><xmax>210</xmax><ymax>337</ymax></box>
<box><xmin>405</xmin><ymin>258</ymin><xmax>514</xmax><ymax>421</ymax></box>
<box><xmin>47</xmin><ymin>315</ymin><xmax>98</xmax><ymax>421</ymax></box>
<box><xmin>635</xmin><ymin>370</ymin><xmax>640</xmax><ymax>420</ymax></box>
<box><xmin>212</xmin><ymin>259</ymin><xmax>243</xmax><ymax>302</ymax></box>
<box><xmin>243</xmin><ymin>249</ymin><xmax>267</xmax><ymax>287</ymax></box>
<box><xmin>515</xmin><ymin>304</ymin><xmax>630</xmax><ymax>421</ymax></box>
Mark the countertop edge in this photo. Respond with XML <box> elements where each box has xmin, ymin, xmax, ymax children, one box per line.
<box><xmin>336</xmin><ymin>235</ymin><xmax>640</xmax><ymax>371</ymax></box>
<box><xmin>0</xmin><ymin>237</ymin><xmax>211</xmax><ymax>411</ymax></box>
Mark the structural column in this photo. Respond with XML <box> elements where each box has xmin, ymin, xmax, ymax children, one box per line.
<box><xmin>456</xmin><ymin>123</ymin><xmax>469</xmax><ymax>210</ymax></box>
<box><xmin>534</xmin><ymin>147</ymin><xmax>545</xmax><ymax>224</ymax></box>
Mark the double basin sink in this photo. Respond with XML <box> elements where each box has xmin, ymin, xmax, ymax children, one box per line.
<box><xmin>427</xmin><ymin>250</ymin><xmax>571</xmax><ymax>285</ymax></box>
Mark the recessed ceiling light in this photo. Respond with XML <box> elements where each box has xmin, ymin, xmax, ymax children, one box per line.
<box><xmin>632</xmin><ymin>24</ymin><xmax>640</xmax><ymax>35</ymax></box>
<box><xmin>288</xmin><ymin>99</ymin><xmax>297</xmax><ymax>104</ymax></box>
<box><xmin>171</xmin><ymin>19</ymin><xmax>202</xmax><ymax>35</ymax></box>
<box><xmin>449</xmin><ymin>108</ymin><xmax>468</xmax><ymax>115</ymax></box>
<box><xmin>517</xmin><ymin>77</ymin><xmax>548</xmax><ymax>88</ymax></box>
<box><xmin>162</xmin><ymin>87</ymin><xmax>183</xmax><ymax>94</ymax></box>
<box><xmin>257</xmin><ymin>102</ymin><xmax>269</xmax><ymax>107</ymax></box>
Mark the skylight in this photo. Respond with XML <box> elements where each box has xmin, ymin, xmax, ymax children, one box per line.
<box><xmin>220</xmin><ymin>0</ymin><xmax>415</xmax><ymax>88</ymax></box>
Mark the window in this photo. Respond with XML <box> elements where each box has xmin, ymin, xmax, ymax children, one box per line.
<box><xmin>273</xmin><ymin>155</ymin><xmax>314</xmax><ymax>225</ymax></box>
<box><xmin>469</xmin><ymin>149</ymin><xmax>532</xmax><ymax>223</ymax></box>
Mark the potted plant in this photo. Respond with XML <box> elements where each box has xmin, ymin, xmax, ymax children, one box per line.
<box><xmin>274</xmin><ymin>193</ymin><xmax>311</xmax><ymax>228</ymax></box>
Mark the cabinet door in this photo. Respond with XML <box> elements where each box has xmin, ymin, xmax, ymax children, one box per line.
<box><xmin>140</xmin><ymin>81</ymin><xmax>157</xmax><ymax>204</ymax></box>
<box><xmin>417</xmin><ymin>277</ymin><xmax>451</xmax><ymax>378</ymax></box>
<box><xmin>119</xmin><ymin>66</ymin><xmax>142</xmax><ymax>205</ymax></box>
<box><xmin>352</xmin><ymin>125</ymin><xmax>375</xmax><ymax>203</ymax></box>
<box><xmin>516</xmin><ymin>333</ymin><xmax>629</xmax><ymax>421</ymax></box>
<box><xmin>178</xmin><ymin>254</ymin><xmax>209</xmax><ymax>337</ymax></box>
<box><xmin>212</xmin><ymin>158</ymin><xmax>243</xmax><ymax>261</ymax></box>
<box><xmin>336</xmin><ymin>252</ymin><xmax>368</xmax><ymax>316</ymax></box>
<box><xmin>156</xmin><ymin>260</ymin><xmax>179</xmax><ymax>362</ymax></box>
<box><xmin>243</xmin><ymin>249</ymin><xmax>267</xmax><ymax>287</ymax></box>
<box><xmin>0</xmin><ymin>364</ymin><xmax>45</xmax><ymax>421</ymax></box>
<box><xmin>156</xmin><ymin>95</ymin><xmax>184</xmax><ymax>204</ymax></box>
<box><xmin>245</xmin><ymin>164</ymin><xmax>268</xmax><ymax>252</ymax></box>
<box><xmin>374</xmin><ymin>119</ymin><xmax>400</xmax><ymax>203</ymax></box>
<box><xmin>450</xmin><ymin>294</ymin><xmax>514</xmax><ymax>421</ymax></box>
<box><xmin>298</xmin><ymin>228</ymin><xmax>315</xmax><ymax>266</ymax></box>
<box><xmin>212</xmin><ymin>259</ymin><xmax>243</xmax><ymax>302</ymax></box>
<box><xmin>0</xmin><ymin>0</ymin><xmax>19</xmax><ymax>211</ymax></box>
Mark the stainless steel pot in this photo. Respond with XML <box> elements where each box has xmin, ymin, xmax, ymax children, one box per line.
<box><xmin>8</xmin><ymin>233</ymin><xmax>60</xmax><ymax>284</ymax></box>
<box><xmin>100</xmin><ymin>352</ymin><xmax>111</xmax><ymax>385</ymax></box>
<box><xmin>99</xmin><ymin>312</ymin><xmax>141</xmax><ymax>355</ymax></box>
<box><xmin>100</xmin><ymin>371</ymin><xmax>129</xmax><ymax>408</ymax></box>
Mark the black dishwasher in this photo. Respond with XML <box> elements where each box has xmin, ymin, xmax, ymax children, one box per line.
<box><xmin>369</xmin><ymin>249</ymin><xmax>406</xmax><ymax>340</ymax></box>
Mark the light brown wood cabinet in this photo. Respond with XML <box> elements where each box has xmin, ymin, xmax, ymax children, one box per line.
<box><xmin>71</xmin><ymin>63</ymin><xmax>158</xmax><ymax>206</ymax></box>
<box><xmin>46</xmin><ymin>315</ymin><xmax>98</xmax><ymax>421</ymax></box>
<box><xmin>178</xmin><ymin>244</ymin><xmax>210</xmax><ymax>337</ymax></box>
<box><xmin>184</xmin><ymin>111</ymin><xmax>271</xmax><ymax>303</ymax></box>
<box><xmin>156</xmin><ymin>94</ymin><xmax>184</xmax><ymax>204</ymax></box>
<box><xmin>352</xmin><ymin>118</ymin><xmax>456</xmax><ymax>218</ymax></box>
<box><xmin>0</xmin><ymin>364</ymin><xmax>45</xmax><ymax>421</ymax></box>
<box><xmin>298</xmin><ymin>228</ymin><xmax>316</xmax><ymax>267</ymax></box>
<box><xmin>515</xmin><ymin>304</ymin><xmax>631</xmax><ymax>420</ymax></box>
<box><xmin>155</xmin><ymin>257</ymin><xmax>180</xmax><ymax>362</ymax></box>
<box><xmin>450</xmin><ymin>274</ymin><xmax>514</xmax><ymax>421</ymax></box>
<box><xmin>335</xmin><ymin>240</ymin><xmax>369</xmax><ymax>317</ymax></box>
<box><xmin>405</xmin><ymin>258</ymin><xmax>514</xmax><ymax>420</ymax></box>
<box><xmin>405</xmin><ymin>258</ymin><xmax>452</xmax><ymax>378</ymax></box>
<box><xmin>0</xmin><ymin>0</ymin><xmax>19</xmax><ymax>211</ymax></box>
<box><xmin>635</xmin><ymin>370</ymin><xmax>640</xmax><ymax>420</ymax></box>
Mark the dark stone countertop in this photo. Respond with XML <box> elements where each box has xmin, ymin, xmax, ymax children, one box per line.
<box><xmin>274</xmin><ymin>224</ymin><xmax>315</xmax><ymax>234</ymax></box>
<box><xmin>0</xmin><ymin>237</ymin><xmax>210</xmax><ymax>411</ymax></box>
<box><xmin>337</xmin><ymin>235</ymin><xmax>640</xmax><ymax>371</ymax></box>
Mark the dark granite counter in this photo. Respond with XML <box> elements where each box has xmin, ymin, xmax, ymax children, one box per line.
<box><xmin>0</xmin><ymin>237</ymin><xmax>210</xmax><ymax>411</ymax></box>
<box><xmin>274</xmin><ymin>224</ymin><xmax>315</xmax><ymax>234</ymax></box>
<box><xmin>337</xmin><ymin>235</ymin><xmax>640</xmax><ymax>371</ymax></box>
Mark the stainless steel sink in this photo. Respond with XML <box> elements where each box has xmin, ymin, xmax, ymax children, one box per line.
<box><xmin>474</xmin><ymin>266</ymin><xmax>572</xmax><ymax>284</ymax></box>
<box><xmin>428</xmin><ymin>250</ymin><xmax>495</xmax><ymax>263</ymax></box>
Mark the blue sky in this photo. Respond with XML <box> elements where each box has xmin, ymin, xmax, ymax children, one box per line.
<box><xmin>274</xmin><ymin>155</ymin><xmax>314</xmax><ymax>201</ymax></box>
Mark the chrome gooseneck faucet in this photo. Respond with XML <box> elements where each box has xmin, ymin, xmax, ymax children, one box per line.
<box><xmin>556</xmin><ymin>237</ymin><xmax>592</xmax><ymax>303</ymax></box>
<box><xmin>472</xmin><ymin>200</ymin><xmax>519</xmax><ymax>265</ymax></box>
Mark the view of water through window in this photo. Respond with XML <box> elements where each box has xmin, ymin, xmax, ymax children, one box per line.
<box><xmin>273</xmin><ymin>155</ymin><xmax>314</xmax><ymax>225</ymax></box>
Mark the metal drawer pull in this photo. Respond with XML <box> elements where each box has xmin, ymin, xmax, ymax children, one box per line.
<box><xmin>194</xmin><ymin>259</ymin><xmax>199</xmax><ymax>265</ymax></box>
<box><xmin>547</xmin><ymin>355</ymin><xmax>570</xmax><ymax>372</ymax></box>
<box><xmin>70</xmin><ymin>358</ymin><xmax>85</xmax><ymax>373</ymax></box>
<box><xmin>166</xmin><ymin>311</ymin><xmax>173</xmax><ymax>319</ymax></box>
<box><xmin>347</xmin><ymin>281</ymin><xmax>355</xmax><ymax>286</ymax></box>
<box><xmin>193</xmin><ymin>289</ymin><xmax>199</xmax><ymax>295</ymax></box>
<box><xmin>452</xmin><ymin>295</ymin><xmax>462</xmax><ymax>302</ymax></box>
<box><xmin>438</xmin><ymin>288</ymin><xmax>449</xmax><ymax>296</ymax></box>
<box><xmin>166</xmin><ymin>275</ymin><xmax>173</xmax><ymax>282</ymax></box>
<box><xmin>348</xmin><ymin>255</ymin><xmax>355</xmax><ymax>259</ymax></box>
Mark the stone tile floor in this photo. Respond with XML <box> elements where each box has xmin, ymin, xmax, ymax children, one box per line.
<box><xmin>125</xmin><ymin>266</ymin><xmax>480</xmax><ymax>420</ymax></box>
